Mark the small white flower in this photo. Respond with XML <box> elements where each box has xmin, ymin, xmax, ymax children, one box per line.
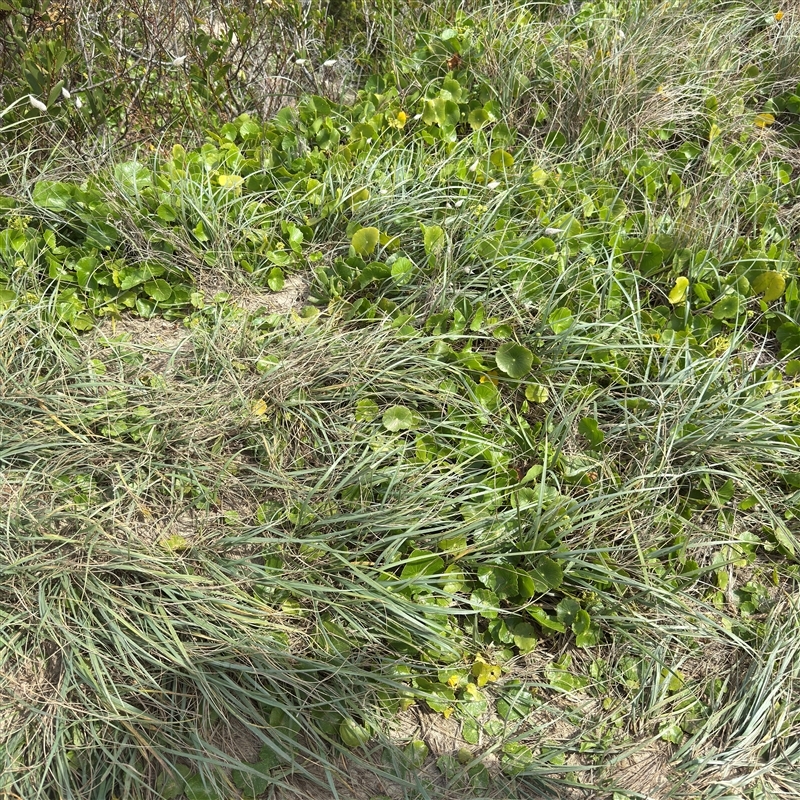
<box><xmin>75</xmin><ymin>96</ymin><xmax>83</xmax><ymax>109</ymax></box>
<box><xmin>544</xmin><ymin>227</ymin><xmax>563</xmax><ymax>236</ymax></box>
<box><xmin>464</xmin><ymin>267</ymin><xmax>473</xmax><ymax>274</ymax></box>
<box><xmin>468</xmin><ymin>159</ymin><xmax>479</xmax><ymax>172</ymax></box>
<box><xmin>172</xmin><ymin>55</ymin><xmax>187</xmax><ymax>66</ymax></box>
<box><xmin>454</xmin><ymin>199</ymin><xmax>465</xmax><ymax>207</ymax></box>
<box><xmin>294</xmin><ymin>58</ymin><xmax>307</xmax><ymax>66</ymax></box>
<box><xmin>28</xmin><ymin>95</ymin><xmax>47</xmax><ymax>113</ymax></box>
<box><xmin>322</xmin><ymin>58</ymin><xmax>337</xmax><ymax>68</ymax></box>
<box><xmin>486</xmin><ymin>180</ymin><xmax>500</xmax><ymax>190</ymax></box>
<box><xmin>61</xmin><ymin>86</ymin><xmax>71</xmax><ymax>100</ymax></box>
<box><xmin>413</xmin><ymin>113</ymin><xmax>422</xmax><ymax>120</ymax></box>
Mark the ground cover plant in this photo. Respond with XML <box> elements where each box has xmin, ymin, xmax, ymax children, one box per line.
<box><xmin>2</xmin><ymin>1</ymin><xmax>800</xmax><ymax>798</ymax></box>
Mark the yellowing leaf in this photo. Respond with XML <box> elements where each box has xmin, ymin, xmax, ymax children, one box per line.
<box><xmin>159</xmin><ymin>535</ymin><xmax>189</xmax><ymax>552</ymax></box>
<box><xmin>252</xmin><ymin>399</ymin><xmax>268</xmax><ymax>417</ymax></box>
<box><xmin>525</xmin><ymin>384</ymin><xmax>549</xmax><ymax>403</ymax></box>
<box><xmin>668</xmin><ymin>276</ymin><xmax>689</xmax><ymax>304</ymax></box>
<box><xmin>472</xmin><ymin>655</ymin><xmax>502</xmax><ymax>688</ymax></box>
<box><xmin>754</xmin><ymin>112</ymin><xmax>776</xmax><ymax>128</ymax></box>
<box><xmin>464</xmin><ymin>683</ymin><xmax>483</xmax><ymax>701</ymax></box>
<box><xmin>388</xmin><ymin>110</ymin><xmax>408</xmax><ymax>129</ymax></box>
<box><xmin>218</xmin><ymin>174</ymin><xmax>243</xmax><ymax>188</ymax></box>
<box><xmin>490</xmin><ymin>149</ymin><xmax>514</xmax><ymax>169</ymax></box>
<box><xmin>530</xmin><ymin>166</ymin><xmax>548</xmax><ymax>186</ymax></box>
<box><xmin>442</xmin><ymin>707</ymin><xmax>454</xmax><ymax>719</ymax></box>
<box><xmin>751</xmin><ymin>270</ymin><xmax>786</xmax><ymax>302</ymax></box>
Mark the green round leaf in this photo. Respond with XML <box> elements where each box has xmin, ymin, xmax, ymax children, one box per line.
<box><xmin>390</xmin><ymin>256</ymin><xmax>415</xmax><ymax>286</ymax></box>
<box><xmin>496</xmin><ymin>342</ymin><xmax>533</xmax><ymax>379</ymax></box>
<box><xmin>156</xmin><ymin>202</ymin><xmax>176</xmax><ymax>222</ymax></box>
<box><xmin>400</xmin><ymin>549</ymin><xmax>444</xmax><ymax>580</ymax></box>
<box><xmin>232</xmin><ymin>765</ymin><xmax>270</xmax><ymax>799</ymax></box>
<box><xmin>405</xmin><ymin>739</ymin><xmax>429</xmax><ymax>768</ymax></box>
<box><xmin>192</xmin><ymin>220</ymin><xmax>209</xmax><ymax>243</ymax></box>
<box><xmin>355</xmin><ymin>398</ymin><xmax>379</xmax><ymax>422</ymax></box>
<box><xmin>659</xmin><ymin>722</ymin><xmax>683</xmax><ymax>744</ymax></box>
<box><xmin>339</xmin><ymin>717</ymin><xmax>371</xmax><ymax>748</ymax></box>
<box><xmin>531</xmin><ymin>236</ymin><xmax>556</xmax><ymax>254</ymax></box>
<box><xmin>442</xmin><ymin>564</ymin><xmax>466</xmax><ymax>594</ymax></box>
<box><xmin>556</xmin><ymin>597</ymin><xmax>581</xmax><ymax>625</ymax></box>
<box><xmin>470</xmin><ymin>589</ymin><xmax>500</xmax><ymax>620</ymax></box>
<box><xmin>572</xmin><ymin>609</ymin><xmax>600</xmax><ymax>647</ymax></box>
<box><xmin>477</xmin><ymin>564</ymin><xmax>518</xmax><ymax>599</ymax></box>
<box><xmin>422</xmin><ymin>224</ymin><xmax>446</xmax><ymax>256</ymax></box>
<box><xmin>512</xmin><ymin>622</ymin><xmax>538</xmax><ymax>654</ymax></box>
<box><xmin>382</xmin><ymin>405</ymin><xmax>417</xmax><ymax>432</ymax></box>
<box><xmin>468</xmin><ymin>108</ymin><xmax>490</xmax><ymax>130</ymax></box>
<box><xmin>528</xmin><ymin>556</ymin><xmax>563</xmax><ymax>592</ymax></box>
<box><xmin>114</xmin><ymin>161</ymin><xmax>152</xmax><ymax>193</ymax></box>
<box><xmin>548</xmin><ymin>308</ymin><xmax>573</xmax><ymax>334</ymax></box>
<box><xmin>622</xmin><ymin>239</ymin><xmax>663</xmax><ymax>274</ymax></box>
<box><xmin>144</xmin><ymin>279</ymin><xmax>173</xmax><ymax>303</ymax></box>
<box><xmin>712</xmin><ymin>294</ymin><xmax>743</xmax><ymax>319</ymax></box>
<box><xmin>266</xmin><ymin>250</ymin><xmax>292</xmax><ymax>266</ymax></box>
<box><xmin>183</xmin><ymin>774</ymin><xmax>219</xmax><ymax>800</ymax></box>
<box><xmin>526</xmin><ymin>605</ymin><xmax>566</xmax><ymax>632</ymax></box>
<box><xmin>267</xmin><ymin>267</ymin><xmax>285</xmax><ymax>292</ymax></box>
<box><xmin>158</xmin><ymin>764</ymin><xmax>192</xmax><ymax>800</ymax></box>
<box><xmin>351</xmin><ymin>227</ymin><xmax>380</xmax><ymax>257</ymax></box>
<box><xmin>578</xmin><ymin>417</ymin><xmax>605</xmax><ymax>448</ymax></box>
<box><xmin>462</xmin><ymin>718</ymin><xmax>480</xmax><ymax>744</ymax></box>
<box><xmin>473</xmin><ymin>381</ymin><xmax>500</xmax><ymax>410</ymax></box>
<box><xmin>32</xmin><ymin>180</ymin><xmax>74</xmax><ymax>211</ymax></box>
<box><xmin>501</xmin><ymin>742</ymin><xmax>534</xmax><ymax>775</ymax></box>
